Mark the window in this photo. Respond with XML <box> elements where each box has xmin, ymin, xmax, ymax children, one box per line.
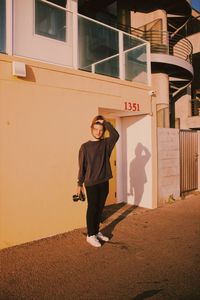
<box><xmin>35</xmin><ymin>0</ymin><xmax>67</xmax><ymax>42</ymax></box>
<box><xmin>0</xmin><ymin>0</ymin><xmax>6</xmax><ymax>53</ymax></box>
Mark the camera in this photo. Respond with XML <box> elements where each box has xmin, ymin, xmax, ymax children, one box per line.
<box><xmin>72</xmin><ymin>191</ymin><xmax>85</xmax><ymax>202</ymax></box>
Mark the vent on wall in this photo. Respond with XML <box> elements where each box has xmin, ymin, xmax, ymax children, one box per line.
<box><xmin>12</xmin><ymin>61</ymin><xmax>26</xmax><ymax>77</ymax></box>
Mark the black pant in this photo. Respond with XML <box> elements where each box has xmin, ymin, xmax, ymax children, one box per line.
<box><xmin>85</xmin><ymin>181</ymin><xmax>109</xmax><ymax>236</ymax></box>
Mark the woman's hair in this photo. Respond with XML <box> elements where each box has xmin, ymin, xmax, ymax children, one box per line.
<box><xmin>90</xmin><ymin>115</ymin><xmax>106</xmax><ymax>134</ymax></box>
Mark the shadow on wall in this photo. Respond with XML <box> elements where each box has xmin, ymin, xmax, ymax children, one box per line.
<box><xmin>128</xmin><ymin>143</ymin><xmax>151</xmax><ymax>206</ymax></box>
<box><xmin>21</xmin><ymin>66</ymin><xmax>36</xmax><ymax>82</ymax></box>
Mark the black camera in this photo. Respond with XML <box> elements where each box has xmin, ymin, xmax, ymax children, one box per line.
<box><xmin>72</xmin><ymin>191</ymin><xmax>85</xmax><ymax>202</ymax></box>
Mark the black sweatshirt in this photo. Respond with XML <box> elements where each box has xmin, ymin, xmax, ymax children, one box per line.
<box><xmin>77</xmin><ymin>121</ymin><xmax>119</xmax><ymax>187</ymax></box>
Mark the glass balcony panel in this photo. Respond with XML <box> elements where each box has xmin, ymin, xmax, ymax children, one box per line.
<box><xmin>125</xmin><ymin>45</ymin><xmax>148</xmax><ymax>84</ymax></box>
<box><xmin>35</xmin><ymin>0</ymin><xmax>67</xmax><ymax>42</ymax></box>
<box><xmin>94</xmin><ymin>56</ymin><xmax>119</xmax><ymax>78</ymax></box>
<box><xmin>123</xmin><ymin>33</ymin><xmax>145</xmax><ymax>51</ymax></box>
<box><xmin>78</xmin><ymin>16</ymin><xmax>119</xmax><ymax>71</ymax></box>
<box><xmin>0</xmin><ymin>0</ymin><xmax>6</xmax><ymax>53</ymax></box>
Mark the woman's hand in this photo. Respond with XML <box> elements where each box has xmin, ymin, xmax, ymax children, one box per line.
<box><xmin>96</xmin><ymin>119</ymin><xmax>104</xmax><ymax>124</ymax></box>
<box><xmin>77</xmin><ymin>186</ymin><xmax>85</xmax><ymax>196</ymax></box>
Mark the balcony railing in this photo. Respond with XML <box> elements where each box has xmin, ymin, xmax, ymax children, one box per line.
<box><xmin>78</xmin><ymin>14</ymin><xmax>149</xmax><ymax>84</ymax></box>
<box><xmin>100</xmin><ymin>19</ymin><xmax>193</xmax><ymax>64</ymax></box>
<box><xmin>131</xmin><ymin>29</ymin><xmax>193</xmax><ymax>63</ymax></box>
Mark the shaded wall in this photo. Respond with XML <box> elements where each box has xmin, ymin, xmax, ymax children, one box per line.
<box><xmin>157</xmin><ymin>128</ymin><xmax>180</xmax><ymax>206</ymax></box>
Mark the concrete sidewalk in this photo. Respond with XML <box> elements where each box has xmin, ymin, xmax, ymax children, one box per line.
<box><xmin>1</xmin><ymin>194</ymin><xmax>200</xmax><ymax>300</ymax></box>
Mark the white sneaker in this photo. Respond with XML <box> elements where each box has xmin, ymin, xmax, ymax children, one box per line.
<box><xmin>96</xmin><ymin>232</ymin><xmax>109</xmax><ymax>242</ymax></box>
<box><xmin>86</xmin><ymin>235</ymin><xmax>101</xmax><ymax>247</ymax></box>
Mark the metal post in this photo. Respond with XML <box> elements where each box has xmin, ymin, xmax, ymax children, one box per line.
<box><xmin>119</xmin><ymin>31</ymin><xmax>125</xmax><ymax>80</ymax></box>
<box><xmin>71</xmin><ymin>0</ymin><xmax>78</xmax><ymax>69</ymax></box>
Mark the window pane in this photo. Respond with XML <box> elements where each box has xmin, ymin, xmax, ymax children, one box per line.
<box><xmin>0</xmin><ymin>0</ymin><xmax>6</xmax><ymax>53</ymax></box>
<box><xmin>78</xmin><ymin>16</ymin><xmax>119</xmax><ymax>71</ymax></box>
<box><xmin>95</xmin><ymin>56</ymin><xmax>119</xmax><ymax>78</ymax></box>
<box><xmin>35</xmin><ymin>0</ymin><xmax>66</xmax><ymax>42</ymax></box>
<box><xmin>123</xmin><ymin>33</ymin><xmax>144</xmax><ymax>51</ymax></box>
<box><xmin>125</xmin><ymin>45</ymin><xmax>148</xmax><ymax>84</ymax></box>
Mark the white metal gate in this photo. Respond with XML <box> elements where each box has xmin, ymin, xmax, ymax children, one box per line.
<box><xmin>180</xmin><ymin>130</ymin><xmax>198</xmax><ymax>195</ymax></box>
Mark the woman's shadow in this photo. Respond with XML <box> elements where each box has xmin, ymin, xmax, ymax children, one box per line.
<box><xmin>128</xmin><ymin>143</ymin><xmax>151</xmax><ymax>206</ymax></box>
<box><xmin>101</xmin><ymin>143</ymin><xmax>151</xmax><ymax>242</ymax></box>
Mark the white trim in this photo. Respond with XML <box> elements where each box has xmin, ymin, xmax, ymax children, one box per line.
<box><xmin>146</xmin><ymin>42</ymin><xmax>151</xmax><ymax>86</ymax></box>
<box><xmin>119</xmin><ymin>31</ymin><xmax>125</xmax><ymax>80</ymax></box>
<box><xmin>6</xmin><ymin>0</ymin><xmax>13</xmax><ymax>55</ymax></box>
<box><xmin>115</xmin><ymin>117</ymin><xmax>124</xmax><ymax>203</ymax></box>
<box><xmin>72</xmin><ymin>9</ymin><xmax>78</xmax><ymax>69</ymax></box>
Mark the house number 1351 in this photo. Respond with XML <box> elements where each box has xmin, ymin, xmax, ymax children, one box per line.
<box><xmin>124</xmin><ymin>102</ymin><xmax>140</xmax><ymax>111</ymax></box>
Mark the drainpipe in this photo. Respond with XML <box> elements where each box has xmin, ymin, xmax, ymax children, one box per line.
<box><xmin>152</xmin><ymin>73</ymin><xmax>170</xmax><ymax>128</ymax></box>
<box><xmin>169</xmin><ymin>92</ymin><xmax>176</xmax><ymax>128</ymax></box>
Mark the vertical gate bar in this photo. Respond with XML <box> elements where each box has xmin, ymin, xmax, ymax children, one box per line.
<box><xmin>189</xmin><ymin>132</ymin><xmax>191</xmax><ymax>190</ymax></box>
<box><xmin>195</xmin><ymin>132</ymin><xmax>198</xmax><ymax>189</ymax></box>
<box><xmin>184</xmin><ymin>131</ymin><xmax>186</xmax><ymax>192</ymax></box>
<box><xmin>180</xmin><ymin>131</ymin><xmax>182</xmax><ymax>194</ymax></box>
<box><xmin>193</xmin><ymin>132</ymin><xmax>195</xmax><ymax>189</ymax></box>
<box><xmin>186</xmin><ymin>131</ymin><xmax>188</xmax><ymax>191</ymax></box>
<box><xmin>185</xmin><ymin>131</ymin><xmax>187</xmax><ymax>191</ymax></box>
<box><xmin>192</xmin><ymin>133</ymin><xmax>194</xmax><ymax>189</ymax></box>
<box><xmin>191</xmin><ymin>133</ymin><xmax>193</xmax><ymax>189</ymax></box>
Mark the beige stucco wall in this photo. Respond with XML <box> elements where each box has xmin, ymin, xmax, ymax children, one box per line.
<box><xmin>0</xmin><ymin>54</ymin><xmax>155</xmax><ymax>249</ymax></box>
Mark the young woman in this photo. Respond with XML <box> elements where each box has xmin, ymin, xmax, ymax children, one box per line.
<box><xmin>77</xmin><ymin>115</ymin><xmax>119</xmax><ymax>247</ymax></box>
